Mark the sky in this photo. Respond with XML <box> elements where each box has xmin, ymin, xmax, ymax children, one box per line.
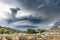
<box><xmin>0</xmin><ymin>0</ymin><xmax>60</xmax><ymax>30</ymax></box>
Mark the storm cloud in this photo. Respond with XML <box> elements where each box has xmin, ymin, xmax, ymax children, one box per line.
<box><xmin>0</xmin><ymin>0</ymin><xmax>60</xmax><ymax>30</ymax></box>
<box><xmin>54</xmin><ymin>21</ymin><xmax>60</xmax><ymax>26</ymax></box>
<box><xmin>10</xmin><ymin>7</ymin><xmax>20</xmax><ymax>19</ymax></box>
<box><xmin>15</xmin><ymin>25</ymin><xmax>37</xmax><ymax>28</ymax></box>
<box><xmin>7</xmin><ymin>15</ymin><xmax>42</xmax><ymax>24</ymax></box>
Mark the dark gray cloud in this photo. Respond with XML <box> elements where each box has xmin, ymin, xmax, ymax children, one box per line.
<box><xmin>10</xmin><ymin>7</ymin><xmax>20</xmax><ymax>13</ymax></box>
<box><xmin>54</xmin><ymin>21</ymin><xmax>60</xmax><ymax>26</ymax></box>
<box><xmin>17</xmin><ymin>0</ymin><xmax>60</xmax><ymax>20</ymax></box>
<box><xmin>10</xmin><ymin>7</ymin><xmax>20</xmax><ymax>19</ymax></box>
<box><xmin>6</xmin><ymin>7</ymin><xmax>42</xmax><ymax>24</ymax></box>
<box><xmin>0</xmin><ymin>0</ymin><xmax>60</xmax><ymax>30</ymax></box>
<box><xmin>7</xmin><ymin>15</ymin><xmax>42</xmax><ymax>24</ymax></box>
<box><xmin>15</xmin><ymin>25</ymin><xmax>37</xmax><ymax>28</ymax></box>
<box><xmin>5</xmin><ymin>0</ymin><xmax>60</xmax><ymax>29</ymax></box>
<box><xmin>18</xmin><ymin>0</ymin><xmax>44</xmax><ymax>9</ymax></box>
<box><xmin>17</xmin><ymin>0</ymin><xmax>60</xmax><ymax>9</ymax></box>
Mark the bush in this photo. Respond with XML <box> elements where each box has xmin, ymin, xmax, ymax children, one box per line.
<box><xmin>26</xmin><ymin>29</ymin><xmax>37</xmax><ymax>34</ymax></box>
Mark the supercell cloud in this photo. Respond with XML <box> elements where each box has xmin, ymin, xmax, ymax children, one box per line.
<box><xmin>0</xmin><ymin>0</ymin><xmax>60</xmax><ymax>30</ymax></box>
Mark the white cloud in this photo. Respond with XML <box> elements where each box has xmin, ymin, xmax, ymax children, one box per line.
<box><xmin>16</xmin><ymin>9</ymin><xmax>37</xmax><ymax>18</ymax></box>
<box><xmin>0</xmin><ymin>1</ymin><xmax>16</xmax><ymax>20</ymax></box>
<box><xmin>36</xmin><ymin>4</ymin><xmax>44</xmax><ymax>9</ymax></box>
<box><xmin>0</xmin><ymin>0</ymin><xmax>59</xmax><ymax>30</ymax></box>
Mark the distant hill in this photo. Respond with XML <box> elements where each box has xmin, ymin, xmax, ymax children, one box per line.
<box><xmin>0</xmin><ymin>26</ymin><xmax>23</xmax><ymax>34</ymax></box>
<box><xmin>50</xmin><ymin>26</ymin><xmax>60</xmax><ymax>32</ymax></box>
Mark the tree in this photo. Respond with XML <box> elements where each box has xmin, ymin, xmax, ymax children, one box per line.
<box><xmin>0</xmin><ymin>29</ymin><xmax>11</xmax><ymax>34</ymax></box>
<box><xmin>26</xmin><ymin>29</ymin><xmax>37</xmax><ymax>34</ymax></box>
<box><xmin>4</xmin><ymin>30</ymin><xmax>11</xmax><ymax>34</ymax></box>
<box><xmin>40</xmin><ymin>29</ymin><xmax>46</xmax><ymax>33</ymax></box>
<box><xmin>37</xmin><ymin>29</ymin><xmax>46</xmax><ymax>33</ymax></box>
<box><xmin>0</xmin><ymin>29</ymin><xmax>5</xmax><ymax>34</ymax></box>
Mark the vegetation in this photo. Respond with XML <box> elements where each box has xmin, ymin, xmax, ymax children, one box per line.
<box><xmin>0</xmin><ymin>26</ymin><xmax>22</xmax><ymax>34</ymax></box>
<box><xmin>0</xmin><ymin>29</ymin><xmax>11</xmax><ymax>34</ymax></box>
<box><xmin>0</xmin><ymin>26</ymin><xmax>46</xmax><ymax>34</ymax></box>
<box><xmin>26</xmin><ymin>29</ymin><xmax>37</xmax><ymax>34</ymax></box>
<box><xmin>37</xmin><ymin>29</ymin><xmax>46</xmax><ymax>33</ymax></box>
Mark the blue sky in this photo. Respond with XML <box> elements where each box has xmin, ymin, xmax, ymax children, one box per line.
<box><xmin>0</xmin><ymin>0</ymin><xmax>60</xmax><ymax>30</ymax></box>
